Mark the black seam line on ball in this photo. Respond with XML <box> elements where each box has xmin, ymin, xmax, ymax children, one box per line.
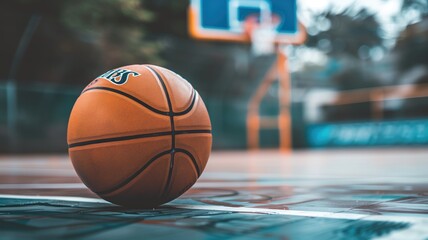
<box><xmin>174</xmin><ymin>148</ymin><xmax>201</xmax><ymax>177</ymax></box>
<box><xmin>83</xmin><ymin>85</ymin><xmax>196</xmax><ymax>116</ymax></box>
<box><xmin>147</xmin><ymin>66</ymin><xmax>177</xmax><ymax>200</ymax></box>
<box><xmin>67</xmin><ymin>131</ymin><xmax>171</xmax><ymax>148</ymax></box>
<box><xmin>83</xmin><ymin>87</ymin><xmax>170</xmax><ymax>116</ymax></box>
<box><xmin>146</xmin><ymin>66</ymin><xmax>175</xmax><ymax>145</ymax></box>
<box><xmin>162</xmin><ymin>151</ymin><xmax>175</xmax><ymax>198</ymax></box>
<box><xmin>175</xmin><ymin>129</ymin><xmax>211</xmax><ymax>135</ymax></box>
<box><xmin>96</xmin><ymin>150</ymin><xmax>171</xmax><ymax>195</ymax></box>
<box><xmin>67</xmin><ymin>129</ymin><xmax>212</xmax><ymax>148</ymax></box>
<box><xmin>174</xmin><ymin>90</ymin><xmax>196</xmax><ymax>116</ymax></box>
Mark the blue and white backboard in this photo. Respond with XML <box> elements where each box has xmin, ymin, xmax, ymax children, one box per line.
<box><xmin>189</xmin><ymin>0</ymin><xmax>305</xmax><ymax>44</ymax></box>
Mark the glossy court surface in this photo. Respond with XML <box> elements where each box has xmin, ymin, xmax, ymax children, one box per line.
<box><xmin>0</xmin><ymin>149</ymin><xmax>427</xmax><ymax>239</ymax></box>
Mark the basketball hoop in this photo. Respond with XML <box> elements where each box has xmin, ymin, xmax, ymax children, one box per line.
<box><xmin>244</xmin><ymin>14</ymin><xmax>280</xmax><ymax>56</ymax></box>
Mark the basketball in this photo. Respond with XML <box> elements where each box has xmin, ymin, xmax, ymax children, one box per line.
<box><xmin>67</xmin><ymin>64</ymin><xmax>212</xmax><ymax>208</ymax></box>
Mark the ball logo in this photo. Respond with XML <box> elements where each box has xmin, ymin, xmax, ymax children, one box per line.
<box><xmin>98</xmin><ymin>68</ymin><xmax>140</xmax><ymax>85</ymax></box>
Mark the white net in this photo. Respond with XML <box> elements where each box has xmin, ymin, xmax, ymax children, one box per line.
<box><xmin>251</xmin><ymin>24</ymin><xmax>277</xmax><ymax>55</ymax></box>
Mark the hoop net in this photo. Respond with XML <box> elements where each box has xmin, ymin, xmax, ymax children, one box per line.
<box><xmin>244</xmin><ymin>15</ymin><xmax>279</xmax><ymax>56</ymax></box>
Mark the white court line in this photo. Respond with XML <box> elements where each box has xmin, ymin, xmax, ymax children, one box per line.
<box><xmin>169</xmin><ymin>204</ymin><xmax>428</xmax><ymax>223</ymax></box>
<box><xmin>0</xmin><ymin>194</ymin><xmax>108</xmax><ymax>203</ymax></box>
<box><xmin>170</xmin><ymin>205</ymin><xmax>428</xmax><ymax>240</ymax></box>
<box><xmin>1</xmin><ymin>194</ymin><xmax>426</xmax><ymax>222</ymax></box>
<box><xmin>0</xmin><ymin>194</ymin><xmax>427</xmax><ymax>240</ymax></box>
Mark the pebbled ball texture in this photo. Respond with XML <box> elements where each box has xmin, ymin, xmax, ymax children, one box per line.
<box><xmin>67</xmin><ymin>64</ymin><xmax>212</xmax><ymax>208</ymax></box>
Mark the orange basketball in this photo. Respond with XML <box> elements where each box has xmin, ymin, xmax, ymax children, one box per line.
<box><xmin>67</xmin><ymin>64</ymin><xmax>212</xmax><ymax>208</ymax></box>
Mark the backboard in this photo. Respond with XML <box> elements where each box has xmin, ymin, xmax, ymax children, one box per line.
<box><xmin>188</xmin><ymin>0</ymin><xmax>306</xmax><ymax>44</ymax></box>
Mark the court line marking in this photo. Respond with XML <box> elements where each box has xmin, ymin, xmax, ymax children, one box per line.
<box><xmin>0</xmin><ymin>194</ymin><xmax>427</xmax><ymax>240</ymax></box>
<box><xmin>0</xmin><ymin>194</ymin><xmax>108</xmax><ymax>203</ymax></box>
<box><xmin>1</xmin><ymin>194</ymin><xmax>426</xmax><ymax>223</ymax></box>
<box><xmin>169</xmin><ymin>204</ymin><xmax>428</xmax><ymax>223</ymax></box>
<box><xmin>170</xmin><ymin>205</ymin><xmax>428</xmax><ymax>240</ymax></box>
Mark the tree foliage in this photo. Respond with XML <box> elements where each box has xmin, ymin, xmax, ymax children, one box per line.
<box><xmin>0</xmin><ymin>0</ymin><xmax>165</xmax><ymax>84</ymax></box>
<box><xmin>401</xmin><ymin>0</ymin><xmax>428</xmax><ymax>17</ymax></box>
<box><xmin>394</xmin><ymin>17</ymin><xmax>428</xmax><ymax>71</ymax></box>
<box><xmin>305</xmin><ymin>9</ymin><xmax>383</xmax><ymax>59</ymax></box>
<box><xmin>393</xmin><ymin>1</ymin><xmax>428</xmax><ymax>71</ymax></box>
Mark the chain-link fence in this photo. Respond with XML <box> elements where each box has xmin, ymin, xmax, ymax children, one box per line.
<box><xmin>0</xmin><ymin>82</ymin><xmax>80</xmax><ymax>153</ymax></box>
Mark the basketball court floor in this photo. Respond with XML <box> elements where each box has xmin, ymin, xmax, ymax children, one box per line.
<box><xmin>0</xmin><ymin>148</ymin><xmax>427</xmax><ymax>239</ymax></box>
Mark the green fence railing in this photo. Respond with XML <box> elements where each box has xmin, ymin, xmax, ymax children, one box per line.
<box><xmin>0</xmin><ymin>82</ymin><xmax>80</xmax><ymax>153</ymax></box>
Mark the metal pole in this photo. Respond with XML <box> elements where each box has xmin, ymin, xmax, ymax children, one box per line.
<box><xmin>247</xmin><ymin>61</ymin><xmax>277</xmax><ymax>150</ymax></box>
<box><xmin>277</xmin><ymin>49</ymin><xmax>292</xmax><ymax>152</ymax></box>
<box><xmin>7</xmin><ymin>14</ymin><xmax>41</xmax><ymax>150</ymax></box>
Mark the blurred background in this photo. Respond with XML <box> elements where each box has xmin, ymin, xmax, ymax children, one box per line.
<box><xmin>1</xmin><ymin>0</ymin><xmax>427</xmax><ymax>153</ymax></box>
